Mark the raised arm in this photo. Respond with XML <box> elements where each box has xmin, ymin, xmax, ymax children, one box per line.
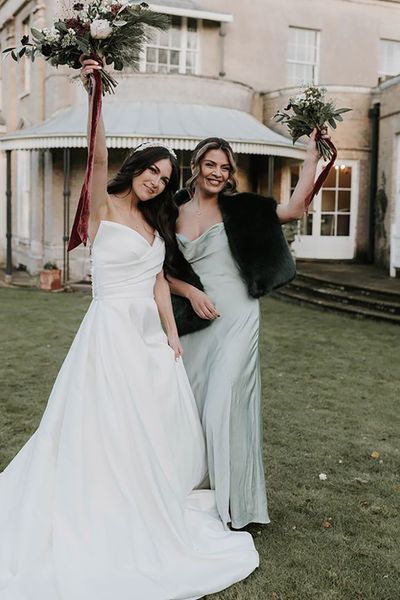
<box><xmin>276</xmin><ymin>129</ymin><xmax>330</xmax><ymax>224</ymax></box>
<box><xmin>80</xmin><ymin>58</ymin><xmax>109</xmax><ymax>240</ymax></box>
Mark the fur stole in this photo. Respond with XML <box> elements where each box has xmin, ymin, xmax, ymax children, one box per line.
<box><xmin>170</xmin><ymin>189</ymin><xmax>296</xmax><ymax>335</ymax></box>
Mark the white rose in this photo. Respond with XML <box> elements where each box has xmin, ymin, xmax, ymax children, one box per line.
<box><xmin>90</xmin><ymin>19</ymin><xmax>113</xmax><ymax>40</ymax></box>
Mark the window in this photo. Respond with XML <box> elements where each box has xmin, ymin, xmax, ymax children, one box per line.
<box><xmin>320</xmin><ymin>165</ymin><xmax>352</xmax><ymax>237</ymax></box>
<box><xmin>379</xmin><ymin>39</ymin><xmax>400</xmax><ymax>79</ymax></box>
<box><xmin>142</xmin><ymin>17</ymin><xmax>199</xmax><ymax>75</ymax></box>
<box><xmin>287</xmin><ymin>27</ymin><xmax>319</xmax><ymax>87</ymax></box>
<box><xmin>21</xmin><ymin>18</ymin><xmax>31</xmax><ymax>94</ymax></box>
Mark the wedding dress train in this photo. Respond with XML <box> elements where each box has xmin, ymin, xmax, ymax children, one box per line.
<box><xmin>0</xmin><ymin>220</ymin><xmax>258</xmax><ymax>600</ymax></box>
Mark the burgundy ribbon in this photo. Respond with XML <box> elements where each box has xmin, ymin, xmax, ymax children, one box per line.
<box><xmin>68</xmin><ymin>65</ymin><xmax>103</xmax><ymax>252</ymax></box>
<box><xmin>305</xmin><ymin>132</ymin><xmax>338</xmax><ymax>212</ymax></box>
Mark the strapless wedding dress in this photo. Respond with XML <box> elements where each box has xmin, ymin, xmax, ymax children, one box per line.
<box><xmin>0</xmin><ymin>220</ymin><xmax>258</xmax><ymax>600</ymax></box>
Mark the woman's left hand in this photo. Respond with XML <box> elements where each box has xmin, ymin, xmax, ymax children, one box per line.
<box><xmin>167</xmin><ymin>332</ymin><xmax>183</xmax><ymax>360</ymax></box>
<box><xmin>305</xmin><ymin>128</ymin><xmax>332</xmax><ymax>162</ymax></box>
<box><xmin>79</xmin><ymin>56</ymin><xmax>102</xmax><ymax>91</ymax></box>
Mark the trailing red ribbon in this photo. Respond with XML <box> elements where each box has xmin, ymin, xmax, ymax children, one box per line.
<box><xmin>304</xmin><ymin>131</ymin><xmax>338</xmax><ymax>212</ymax></box>
<box><xmin>68</xmin><ymin>63</ymin><xmax>103</xmax><ymax>252</ymax></box>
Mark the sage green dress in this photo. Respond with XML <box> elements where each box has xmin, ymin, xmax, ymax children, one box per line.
<box><xmin>177</xmin><ymin>222</ymin><xmax>270</xmax><ymax>529</ymax></box>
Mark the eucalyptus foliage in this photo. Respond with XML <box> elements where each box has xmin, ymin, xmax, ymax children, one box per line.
<box><xmin>274</xmin><ymin>87</ymin><xmax>351</xmax><ymax>160</ymax></box>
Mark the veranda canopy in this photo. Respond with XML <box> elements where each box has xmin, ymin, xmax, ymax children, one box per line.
<box><xmin>0</xmin><ymin>102</ymin><xmax>305</xmax><ymax>158</ymax></box>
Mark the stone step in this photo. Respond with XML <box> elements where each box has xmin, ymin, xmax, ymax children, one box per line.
<box><xmin>276</xmin><ymin>287</ymin><xmax>400</xmax><ymax>325</ymax></box>
<box><xmin>288</xmin><ymin>278</ymin><xmax>400</xmax><ymax>316</ymax></box>
<box><xmin>295</xmin><ymin>272</ymin><xmax>400</xmax><ymax>304</ymax></box>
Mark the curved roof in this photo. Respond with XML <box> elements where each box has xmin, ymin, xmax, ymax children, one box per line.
<box><xmin>0</xmin><ymin>101</ymin><xmax>305</xmax><ymax>157</ymax></box>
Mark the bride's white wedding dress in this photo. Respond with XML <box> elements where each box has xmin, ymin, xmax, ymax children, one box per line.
<box><xmin>0</xmin><ymin>220</ymin><xmax>258</xmax><ymax>600</ymax></box>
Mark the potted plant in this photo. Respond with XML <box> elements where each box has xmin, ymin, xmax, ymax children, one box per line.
<box><xmin>39</xmin><ymin>262</ymin><xmax>62</xmax><ymax>291</ymax></box>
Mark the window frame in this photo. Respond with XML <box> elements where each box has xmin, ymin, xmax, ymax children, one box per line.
<box><xmin>379</xmin><ymin>38</ymin><xmax>400</xmax><ymax>79</ymax></box>
<box><xmin>320</xmin><ymin>165</ymin><xmax>352</xmax><ymax>237</ymax></box>
<box><xmin>287</xmin><ymin>26</ymin><xmax>320</xmax><ymax>88</ymax></box>
<box><xmin>140</xmin><ymin>16</ymin><xmax>201</xmax><ymax>75</ymax></box>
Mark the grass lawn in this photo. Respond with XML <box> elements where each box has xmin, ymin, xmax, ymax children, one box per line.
<box><xmin>0</xmin><ymin>287</ymin><xmax>399</xmax><ymax>599</ymax></box>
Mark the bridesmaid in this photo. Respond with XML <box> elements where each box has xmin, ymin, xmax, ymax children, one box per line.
<box><xmin>167</xmin><ymin>133</ymin><xmax>326</xmax><ymax>528</ymax></box>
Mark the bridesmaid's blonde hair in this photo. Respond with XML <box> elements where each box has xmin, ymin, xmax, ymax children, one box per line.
<box><xmin>185</xmin><ymin>138</ymin><xmax>238</xmax><ymax>197</ymax></box>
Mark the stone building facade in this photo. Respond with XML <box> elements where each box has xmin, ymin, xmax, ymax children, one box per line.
<box><xmin>0</xmin><ymin>0</ymin><xmax>400</xmax><ymax>280</ymax></box>
<box><xmin>373</xmin><ymin>75</ymin><xmax>400</xmax><ymax>275</ymax></box>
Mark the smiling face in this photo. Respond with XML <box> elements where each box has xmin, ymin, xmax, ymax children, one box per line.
<box><xmin>132</xmin><ymin>158</ymin><xmax>173</xmax><ymax>202</ymax></box>
<box><xmin>196</xmin><ymin>149</ymin><xmax>232</xmax><ymax>197</ymax></box>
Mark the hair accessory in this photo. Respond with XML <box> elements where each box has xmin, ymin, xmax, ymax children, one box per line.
<box><xmin>135</xmin><ymin>141</ymin><xmax>177</xmax><ymax>159</ymax></box>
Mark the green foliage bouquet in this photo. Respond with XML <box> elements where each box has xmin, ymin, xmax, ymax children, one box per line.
<box><xmin>2</xmin><ymin>0</ymin><xmax>168</xmax><ymax>94</ymax></box>
<box><xmin>273</xmin><ymin>86</ymin><xmax>351</xmax><ymax>160</ymax></box>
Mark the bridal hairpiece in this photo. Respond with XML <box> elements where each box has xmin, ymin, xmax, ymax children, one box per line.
<box><xmin>135</xmin><ymin>141</ymin><xmax>177</xmax><ymax>159</ymax></box>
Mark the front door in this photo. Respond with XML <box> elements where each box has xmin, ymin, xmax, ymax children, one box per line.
<box><xmin>288</xmin><ymin>160</ymin><xmax>360</xmax><ymax>260</ymax></box>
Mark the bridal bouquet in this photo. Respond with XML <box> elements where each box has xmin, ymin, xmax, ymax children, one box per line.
<box><xmin>273</xmin><ymin>86</ymin><xmax>351</xmax><ymax>161</ymax></box>
<box><xmin>3</xmin><ymin>1</ymin><xmax>169</xmax><ymax>250</ymax></box>
<box><xmin>273</xmin><ymin>86</ymin><xmax>351</xmax><ymax>210</ymax></box>
<box><xmin>2</xmin><ymin>0</ymin><xmax>168</xmax><ymax>94</ymax></box>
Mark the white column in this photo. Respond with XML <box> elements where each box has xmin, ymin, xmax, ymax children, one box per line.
<box><xmin>16</xmin><ymin>149</ymin><xmax>31</xmax><ymax>240</ymax></box>
<box><xmin>0</xmin><ymin>150</ymin><xmax>6</xmax><ymax>265</ymax></box>
<box><xmin>43</xmin><ymin>149</ymin><xmax>53</xmax><ymax>264</ymax></box>
<box><xmin>30</xmin><ymin>150</ymin><xmax>44</xmax><ymax>273</ymax></box>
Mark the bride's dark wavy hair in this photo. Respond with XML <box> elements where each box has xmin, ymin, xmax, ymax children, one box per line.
<box><xmin>107</xmin><ymin>146</ymin><xmax>179</xmax><ymax>274</ymax></box>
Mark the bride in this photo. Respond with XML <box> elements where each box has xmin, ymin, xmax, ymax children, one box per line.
<box><xmin>0</xmin><ymin>58</ymin><xmax>258</xmax><ymax>600</ymax></box>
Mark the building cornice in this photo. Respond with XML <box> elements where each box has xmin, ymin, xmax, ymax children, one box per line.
<box><xmin>261</xmin><ymin>85</ymin><xmax>374</xmax><ymax>98</ymax></box>
<box><xmin>336</xmin><ymin>0</ymin><xmax>400</xmax><ymax>7</ymax></box>
<box><xmin>148</xmin><ymin>3</ymin><xmax>233</xmax><ymax>22</ymax></box>
<box><xmin>376</xmin><ymin>74</ymin><xmax>400</xmax><ymax>90</ymax></box>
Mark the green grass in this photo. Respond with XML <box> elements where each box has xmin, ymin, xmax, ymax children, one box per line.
<box><xmin>0</xmin><ymin>288</ymin><xmax>399</xmax><ymax>599</ymax></box>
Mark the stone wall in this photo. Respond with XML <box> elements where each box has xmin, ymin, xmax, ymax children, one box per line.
<box><xmin>375</xmin><ymin>76</ymin><xmax>400</xmax><ymax>268</ymax></box>
<box><xmin>199</xmin><ymin>0</ymin><xmax>400</xmax><ymax>90</ymax></box>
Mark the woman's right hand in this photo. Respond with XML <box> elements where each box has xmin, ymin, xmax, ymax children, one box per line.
<box><xmin>187</xmin><ymin>288</ymin><xmax>219</xmax><ymax>320</ymax></box>
<box><xmin>79</xmin><ymin>56</ymin><xmax>102</xmax><ymax>91</ymax></box>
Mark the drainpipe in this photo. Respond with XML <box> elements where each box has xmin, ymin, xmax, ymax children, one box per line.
<box><xmin>5</xmin><ymin>150</ymin><xmax>12</xmax><ymax>284</ymax></box>
<box><xmin>219</xmin><ymin>22</ymin><xmax>226</xmax><ymax>77</ymax></box>
<box><xmin>368</xmin><ymin>102</ymin><xmax>380</xmax><ymax>264</ymax></box>
<box><xmin>62</xmin><ymin>148</ymin><xmax>71</xmax><ymax>284</ymax></box>
<box><xmin>267</xmin><ymin>156</ymin><xmax>275</xmax><ymax>197</ymax></box>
